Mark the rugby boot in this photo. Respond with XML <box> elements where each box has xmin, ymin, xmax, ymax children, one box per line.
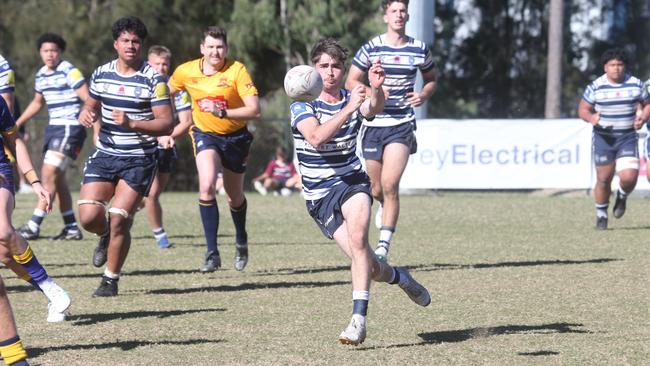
<box><xmin>339</xmin><ymin>315</ymin><xmax>366</xmax><ymax>346</ymax></box>
<box><xmin>613</xmin><ymin>191</ymin><xmax>627</xmax><ymax>219</ymax></box>
<box><xmin>200</xmin><ymin>250</ymin><xmax>221</xmax><ymax>272</ymax></box>
<box><xmin>50</xmin><ymin>227</ymin><xmax>83</xmax><ymax>241</ymax></box>
<box><xmin>17</xmin><ymin>224</ymin><xmax>39</xmax><ymax>240</ymax></box>
<box><xmin>396</xmin><ymin>267</ymin><xmax>431</xmax><ymax>307</ymax></box>
<box><xmin>92</xmin><ymin>275</ymin><xmax>118</xmax><ymax>297</ymax></box>
<box><xmin>234</xmin><ymin>244</ymin><xmax>248</xmax><ymax>271</ymax></box>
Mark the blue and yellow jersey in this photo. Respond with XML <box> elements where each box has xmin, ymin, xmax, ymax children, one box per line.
<box><xmin>0</xmin><ymin>54</ymin><xmax>15</xmax><ymax>94</ymax></box>
<box><xmin>0</xmin><ymin>97</ymin><xmax>17</xmax><ymax>162</ymax></box>
<box><xmin>169</xmin><ymin>58</ymin><xmax>258</xmax><ymax>135</ymax></box>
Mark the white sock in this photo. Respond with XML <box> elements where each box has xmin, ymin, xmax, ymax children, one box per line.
<box><xmin>104</xmin><ymin>269</ymin><xmax>119</xmax><ymax>279</ymax></box>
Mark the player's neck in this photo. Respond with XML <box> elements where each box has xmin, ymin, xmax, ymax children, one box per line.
<box><xmin>201</xmin><ymin>58</ymin><xmax>226</xmax><ymax>76</ymax></box>
<box><xmin>116</xmin><ymin>58</ymin><xmax>141</xmax><ymax>76</ymax></box>
<box><xmin>384</xmin><ymin>29</ymin><xmax>407</xmax><ymax>46</ymax></box>
<box><xmin>320</xmin><ymin>88</ymin><xmax>342</xmax><ymax>103</ymax></box>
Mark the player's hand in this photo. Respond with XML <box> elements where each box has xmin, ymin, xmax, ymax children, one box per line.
<box><xmin>634</xmin><ymin>107</ymin><xmax>645</xmax><ymax>130</ymax></box>
<box><xmin>406</xmin><ymin>91</ymin><xmax>425</xmax><ymax>107</ymax></box>
<box><xmin>158</xmin><ymin>136</ymin><xmax>175</xmax><ymax>149</ymax></box>
<box><xmin>31</xmin><ymin>182</ymin><xmax>53</xmax><ymax>213</ymax></box>
<box><xmin>368</xmin><ymin>59</ymin><xmax>385</xmax><ymax>89</ymax></box>
<box><xmin>78</xmin><ymin>108</ymin><xmax>98</xmax><ymax>128</ymax></box>
<box><xmin>347</xmin><ymin>85</ymin><xmax>366</xmax><ymax>112</ymax></box>
<box><xmin>589</xmin><ymin>112</ymin><xmax>601</xmax><ymax>126</ymax></box>
<box><xmin>112</xmin><ymin>109</ymin><xmax>131</xmax><ymax>128</ymax></box>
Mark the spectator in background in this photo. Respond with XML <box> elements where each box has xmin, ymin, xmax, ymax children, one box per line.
<box><xmin>252</xmin><ymin>146</ymin><xmax>301</xmax><ymax>196</ymax></box>
<box><xmin>578</xmin><ymin>48</ymin><xmax>650</xmax><ymax>230</ymax></box>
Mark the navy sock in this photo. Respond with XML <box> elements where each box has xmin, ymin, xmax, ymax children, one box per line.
<box><xmin>199</xmin><ymin>199</ymin><xmax>219</xmax><ymax>253</ymax></box>
<box><xmin>352</xmin><ymin>299</ymin><xmax>369</xmax><ymax>316</ymax></box>
<box><xmin>229</xmin><ymin>198</ymin><xmax>248</xmax><ymax>245</ymax></box>
<box><xmin>389</xmin><ymin>267</ymin><xmax>400</xmax><ymax>285</ymax></box>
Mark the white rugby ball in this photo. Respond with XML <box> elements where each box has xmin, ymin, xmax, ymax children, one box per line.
<box><xmin>284</xmin><ymin>65</ymin><xmax>323</xmax><ymax>102</ymax></box>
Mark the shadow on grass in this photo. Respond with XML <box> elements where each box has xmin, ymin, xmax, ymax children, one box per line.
<box><xmin>27</xmin><ymin>338</ymin><xmax>223</xmax><ymax>357</ymax></box>
<box><xmin>608</xmin><ymin>226</ymin><xmax>650</xmax><ymax>231</ymax></box>
<box><xmin>70</xmin><ymin>308</ymin><xmax>226</xmax><ymax>326</ymax></box>
<box><xmin>518</xmin><ymin>350</ymin><xmax>560</xmax><ymax>356</ymax></box>
<box><xmin>53</xmin><ymin>268</ymin><xmax>201</xmax><ymax>280</ymax></box>
<box><xmin>146</xmin><ymin>280</ymin><xmax>349</xmax><ymax>295</ymax></box>
<box><xmin>363</xmin><ymin>323</ymin><xmax>590</xmax><ymax>350</ymax></box>
<box><xmin>132</xmin><ymin>234</ymin><xmax>232</xmax><ymax>240</ymax></box>
<box><xmin>6</xmin><ymin>285</ymin><xmax>36</xmax><ymax>293</ymax></box>
<box><xmin>252</xmin><ymin>258</ymin><xmax>621</xmax><ymax>277</ymax></box>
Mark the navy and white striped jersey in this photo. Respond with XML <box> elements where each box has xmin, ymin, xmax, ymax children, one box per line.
<box><xmin>35</xmin><ymin>60</ymin><xmax>85</xmax><ymax>125</ymax></box>
<box><xmin>89</xmin><ymin>59</ymin><xmax>170</xmax><ymax>156</ymax></box>
<box><xmin>582</xmin><ymin>73</ymin><xmax>648</xmax><ymax>131</ymax></box>
<box><xmin>0</xmin><ymin>54</ymin><xmax>15</xmax><ymax>94</ymax></box>
<box><xmin>352</xmin><ymin>35</ymin><xmax>434</xmax><ymax>127</ymax></box>
<box><xmin>291</xmin><ymin>89</ymin><xmax>368</xmax><ymax>200</ymax></box>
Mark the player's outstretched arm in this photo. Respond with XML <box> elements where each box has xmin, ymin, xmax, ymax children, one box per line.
<box><xmin>15</xmin><ymin>93</ymin><xmax>45</xmax><ymax>128</ymax></box>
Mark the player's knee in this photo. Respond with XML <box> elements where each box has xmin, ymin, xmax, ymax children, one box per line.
<box><xmin>0</xmin><ymin>228</ymin><xmax>15</xmax><ymax>246</ymax></box>
<box><xmin>382</xmin><ymin>183</ymin><xmax>399</xmax><ymax>199</ymax></box>
<box><xmin>44</xmin><ymin>150</ymin><xmax>71</xmax><ymax>171</ymax></box>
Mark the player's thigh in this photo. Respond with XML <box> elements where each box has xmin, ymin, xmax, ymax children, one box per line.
<box><xmin>196</xmin><ymin>149</ymin><xmax>222</xmax><ymax>190</ymax></box>
<box><xmin>594</xmin><ymin>163</ymin><xmax>615</xmax><ymax>184</ymax></box>
<box><xmin>111</xmin><ymin>179</ymin><xmax>144</xmax><ymax>215</ymax></box>
<box><xmin>380</xmin><ymin>142</ymin><xmax>410</xmax><ymax>189</ymax></box>
<box><xmin>340</xmin><ymin>192</ymin><xmax>371</xmax><ymax>247</ymax></box>
<box><xmin>0</xmin><ymin>189</ymin><xmax>14</xmax><ymax>237</ymax></box>
<box><xmin>365</xmin><ymin>159</ymin><xmax>383</xmax><ymax>188</ymax></box>
<box><xmin>222</xmin><ymin>169</ymin><xmax>245</xmax><ymax>205</ymax></box>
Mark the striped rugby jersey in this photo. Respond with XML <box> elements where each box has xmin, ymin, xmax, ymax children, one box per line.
<box><xmin>35</xmin><ymin>60</ymin><xmax>85</xmax><ymax>125</ymax></box>
<box><xmin>89</xmin><ymin>59</ymin><xmax>170</xmax><ymax>156</ymax></box>
<box><xmin>582</xmin><ymin>73</ymin><xmax>648</xmax><ymax>131</ymax></box>
<box><xmin>290</xmin><ymin>89</ymin><xmax>368</xmax><ymax>200</ymax></box>
<box><xmin>352</xmin><ymin>35</ymin><xmax>434</xmax><ymax>127</ymax></box>
<box><xmin>0</xmin><ymin>96</ymin><xmax>16</xmax><ymax>161</ymax></box>
<box><xmin>0</xmin><ymin>54</ymin><xmax>15</xmax><ymax>94</ymax></box>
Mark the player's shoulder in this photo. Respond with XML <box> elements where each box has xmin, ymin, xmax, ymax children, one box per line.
<box><xmin>407</xmin><ymin>36</ymin><xmax>428</xmax><ymax>50</ymax></box>
<box><xmin>175</xmin><ymin>58</ymin><xmax>201</xmax><ymax>75</ymax></box>
<box><xmin>93</xmin><ymin>59</ymin><xmax>117</xmax><ymax>76</ymax></box>
<box><xmin>624</xmin><ymin>74</ymin><xmax>642</xmax><ymax>85</ymax></box>
<box><xmin>362</xmin><ymin>35</ymin><xmax>383</xmax><ymax>51</ymax></box>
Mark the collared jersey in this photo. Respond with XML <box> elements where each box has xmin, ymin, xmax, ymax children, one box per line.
<box><xmin>0</xmin><ymin>54</ymin><xmax>15</xmax><ymax>94</ymax></box>
<box><xmin>88</xmin><ymin>59</ymin><xmax>170</xmax><ymax>156</ymax></box>
<box><xmin>35</xmin><ymin>60</ymin><xmax>85</xmax><ymax>125</ymax></box>
<box><xmin>169</xmin><ymin>58</ymin><xmax>258</xmax><ymax>135</ymax></box>
<box><xmin>0</xmin><ymin>97</ymin><xmax>17</xmax><ymax>162</ymax></box>
<box><xmin>290</xmin><ymin>89</ymin><xmax>368</xmax><ymax>201</ymax></box>
<box><xmin>352</xmin><ymin>34</ymin><xmax>434</xmax><ymax>127</ymax></box>
<box><xmin>582</xmin><ymin>73</ymin><xmax>648</xmax><ymax>131</ymax></box>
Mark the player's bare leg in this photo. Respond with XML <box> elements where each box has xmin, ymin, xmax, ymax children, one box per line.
<box><xmin>594</xmin><ymin>163</ymin><xmax>615</xmax><ymax>230</ymax></box>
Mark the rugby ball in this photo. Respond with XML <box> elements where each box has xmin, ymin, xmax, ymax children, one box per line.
<box><xmin>284</xmin><ymin>65</ymin><xmax>323</xmax><ymax>102</ymax></box>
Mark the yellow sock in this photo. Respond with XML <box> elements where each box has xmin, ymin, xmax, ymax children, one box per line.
<box><xmin>0</xmin><ymin>337</ymin><xmax>28</xmax><ymax>365</ymax></box>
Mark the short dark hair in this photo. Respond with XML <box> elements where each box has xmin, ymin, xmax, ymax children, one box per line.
<box><xmin>202</xmin><ymin>26</ymin><xmax>227</xmax><ymax>45</ymax></box>
<box><xmin>310</xmin><ymin>38</ymin><xmax>349</xmax><ymax>65</ymax></box>
<box><xmin>382</xmin><ymin>0</ymin><xmax>409</xmax><ymax>12</ymax></box>
<box><xmin>36</xmin><ymin>32</ymin><xmax>66</xmax><ymax>51</ymax></box>
<box><xmin>600</xmin><ymin>48</ymin><xmax>628</xmax><ymax>66</ymax></box>
<box><xmin>111</xmin><ymin>16</ymin><xmax>148</xmax><ymax>41</ymax></box>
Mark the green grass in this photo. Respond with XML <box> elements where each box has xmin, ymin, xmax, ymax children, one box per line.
<box><xmin>3</xmin><ymin>191</ymin><xmax>650</xmax><ymax>365</ymax></box>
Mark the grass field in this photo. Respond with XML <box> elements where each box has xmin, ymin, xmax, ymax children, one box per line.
<box><xmin>3</xmin><ymin>191</ymin><xmax>650</xmax><ymax>365</ymax></box>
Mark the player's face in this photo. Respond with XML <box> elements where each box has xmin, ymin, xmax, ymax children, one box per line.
<box><xmin>114</xmin><ymin>32</ymin><xmax>143</xmax><ymax>63</ymax></box>
<box><xmin>603</xmin><ymin>59</ymin><xmax>626</xmax><ymax>83</ymax></box>
<box><xmin>39</xmin><ymin>42</ymin><xmax>61</xmax><ymax>70</ymax></box>
<box><xmin>315</xmin><ymin>53</ymin><xmax>345</xmax><ymax>92</ymax></box>
<box><xmin>148</xmin><ymin>54</ymin><xmax>170</xmax><ymax>76</ymax></box>
<box><xmin>383</xmin><ymin>2</ymin><xmax>409</xmax><ymax>31</ymax></box>
<box><xmin>200</xmin><ymin>36</ymin><xmax>228</xmax><ymax>69</ymax></box>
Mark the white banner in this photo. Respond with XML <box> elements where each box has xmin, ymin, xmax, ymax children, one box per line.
<box><xmin>401</xmin><ymin>119</ymin><xmax>594</xmax><ymax>189</ymax></box>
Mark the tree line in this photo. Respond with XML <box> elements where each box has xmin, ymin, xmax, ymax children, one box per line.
<box><xmin>0</xmin><ymin>0</ymin><xmax>648</xmax><ymax>190</ymax></box>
